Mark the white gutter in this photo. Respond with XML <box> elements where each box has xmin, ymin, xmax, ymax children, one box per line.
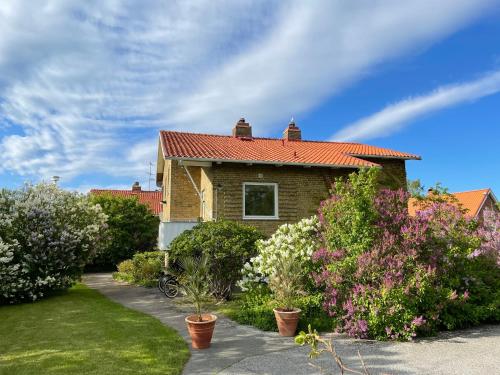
<box><xmin>347</xmin><ymin>153</ymin><xmax>421</xmax><ymax>161</ymax></box>
<box><xmin>167</xmin><ymin>156</ymin><xmax>380</xmax><ymax>169</ymax></box>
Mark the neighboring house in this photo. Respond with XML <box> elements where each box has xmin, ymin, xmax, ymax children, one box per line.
<box><xmin>90</xmin><ymin>182</ymin><xmax>162</xmax><ymax>216</ymax></box>
<box><xmin>408</xmin><ymin>188</ymin><xmax>498</xmax><ymax>221</ymax></box>
<box><xmin>156</xmin><ymin>118</ymin><xmax>420</xmax><ymax>248</ymax></box>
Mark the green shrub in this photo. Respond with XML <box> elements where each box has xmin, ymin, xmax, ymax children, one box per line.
<box><xmin>0</xmin><ymin>183</ymin><xmax>107</xmax><ymax>304</ymax></box>
<box><xmin>168</xmin><ymin>219</ymin><xmax>265</xmax><ymax>299</ymax></box>
<box><xmin>238</xmin><ymin>217</ymin><xmax>320</xmax><ymax>293</ymax></box>
<box><xmin>223</xmin><ymin>285</ymin><xmax>332</xmax><ymax>332</ymax></box>
<box><xmin>114</xmin><ymin>251</ymin><xmax>164</xmax><ymax>287</ymax></box>
<box><xmin>117</xmin><ymin>259</ymin><xmax>134</xmax><ymax>274</ymax></box>
<box><xmin>315</xmin><ymin>168</ymin><xmax>500</xmax><ymax>340</ymax></box>
<box><xmin>89</xmin><ymin>194</ymin><xmax>159</xmax><ymax>269</ymax></box>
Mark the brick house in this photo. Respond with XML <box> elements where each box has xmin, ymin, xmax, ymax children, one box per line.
<box><xmin>90</xmin><ymin>182</ymin><xmax>162</xmax><ymax>216</ymax></box>
<box><xmin>408</xmin><ymin>188</ymin><xmax>498</xmax><ymax>221</ymax></box>
<box><xmin>156</xmin><ymin>119</ymin><xmax>420</xmax><ymax>248</ymax></box>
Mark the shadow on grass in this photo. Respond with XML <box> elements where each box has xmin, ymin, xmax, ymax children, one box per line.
<box><xmin>0</xmin><ymin>284</ymin><xmax>189</xmax><ymax>375</ymax></box>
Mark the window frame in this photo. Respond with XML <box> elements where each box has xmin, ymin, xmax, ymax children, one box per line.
<box><xmin>242</xmin><ymin>182</ymin><xmax>279</xmax><ymax>220</ymax></box>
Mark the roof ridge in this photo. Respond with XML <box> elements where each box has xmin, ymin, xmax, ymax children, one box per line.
<box><xmin>160</xmin><ymin>129</ymin><xmax>366</xmax><ymax>146</ymax></box>
<box><xmin>451</xmin><ymin>188</ymin><xmax>491</xmax><ymax>194</ymax></box>
<box><xmin>90</xmin><ymin>189</ymin><xmax>160</xmax><ymax>193</ymax></box>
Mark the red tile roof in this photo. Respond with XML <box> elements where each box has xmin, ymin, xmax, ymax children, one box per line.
<box><xmin>90</xmin><ymin>189</ymin><xmax>162</xmax><ymax>215</ymax></box>
<box><xmin>159</xmin><ymin>131</ymin><xmax>420</xmax><ymax>168</ymax></box>
<box><xmin>408</xmin><ymin>188</ymin><xmax>494</xmax><ymax>218</ymax></box>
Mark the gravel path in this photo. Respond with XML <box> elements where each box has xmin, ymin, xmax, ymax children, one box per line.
<box><xmin>84</xmin><ymin>273</ymin><xmax>500</xmax><ymax>375</ymax></box>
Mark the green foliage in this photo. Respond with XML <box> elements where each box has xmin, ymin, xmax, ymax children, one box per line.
<box><xmin>114</xmin><ymin>251</ymin><xmax>164</xmax><ymax>287</ymax></box>
<box><xmin>0</xmin><ymin>183</ymin><xmax>107</xmax><ymax>304</ymax></box>
<box><xmin>238</xmin><ymin>217</ymin><xmax>319</xmax><ymax>292</ymax></box>
<box><xmin>89</xmin><ymin>193</ymin><xmax>159</xmax><ymax>269</ymax></box>
<box><xmin>319</xmin><ymin>168</ymin><xmax>379</xmax><ymax>283</ymax></box>
<box><xmin>0</xmin><ymin>283</ymin><xmax>189</xmax><ymax>374</ymax></box>
<box><xmin>177</xmin><ymin>255</ymin><xmax>212</xmax><ymax>321</ymax></box>
<box><xmin>168</xmin><ymin>219</ymin><xmax>265</xmax><ymax>299</ymax></box>
<box><xmin>407</xmin><ymin>178</ymin><xmax>424</xmax><ymax>197</ymax></box>
<box><xmin>268</xmin><ymin>255</ymin><xmax>304</xmax><ymax>310</ymax></box>
<box><xmin>221</xmin><ymin>285</ymin><xmax>332</xmax><ymax>333</ymax></box>
<box><xmin>316</xmin><ymin>170</ymin><xmax>500</xmax><ymax>340</ymax></box>
<box><xmin>117</xmin><ymin>259</ymin><xmax>134</xmax><ymax>274</ymax></box>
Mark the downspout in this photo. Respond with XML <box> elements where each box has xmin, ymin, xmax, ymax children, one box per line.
<box><xmin>178</xmin><ymin>160</ymin><xmax>212</xmax><ymax>220</ymax></box>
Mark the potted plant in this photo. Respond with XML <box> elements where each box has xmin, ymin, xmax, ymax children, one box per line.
<box><xmin>179</xmin><ymin>254</ymin><xmax>217</xmax><ymax>349</ymax></box>
<box><xmin>269</xmin><ymin>255</ymin><xmax>303</xmax><ymax>336</ymax></box>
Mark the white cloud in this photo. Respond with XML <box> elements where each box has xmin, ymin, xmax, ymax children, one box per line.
<box><xmin>332</xmin><ymin>70</ymin><xmax>500</xmax><ymax>141</ymax></box>
<box><xmin>0</xmin><ymin>0</ymin><xmax>497</xmax><ymax>187</ymax></box>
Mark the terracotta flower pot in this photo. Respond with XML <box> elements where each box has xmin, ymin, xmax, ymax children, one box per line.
<box><xmin>273</xmin><ymin>308</ymin><xmax>301</xmax><ymax>337</ymax></box>
<box><xmin>185</xmin><ymin>314</ymin><xmax>217</xmax><ymax>349</ymax></box>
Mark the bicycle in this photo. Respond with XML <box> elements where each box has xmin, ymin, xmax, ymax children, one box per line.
<box><xmin>158</xmin><ymin>271</ymin><xmax>180</xmax><ymax>298</ymax></box>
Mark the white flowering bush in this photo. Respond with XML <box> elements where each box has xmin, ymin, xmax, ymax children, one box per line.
<box><xmin>238</xmin><ymin>216</ymin><xmax>320</xmax><ymax>291</ymax></box>
<box><xmin>0</xmin><ymin>183</ymin><xmax>107</xmax><ymax>304</ymax></box>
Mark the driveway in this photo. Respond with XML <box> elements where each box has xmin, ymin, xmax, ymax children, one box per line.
<box><xmin>84</xmin><ymin>273</ymin><xmax>500</xmax><ymax>375</ymax></box>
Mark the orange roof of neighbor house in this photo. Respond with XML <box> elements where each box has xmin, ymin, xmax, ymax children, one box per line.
<box><xmin>90</xmin><ymin>188</ymin><xmax>162</xmax><ymax>215</ymax></box>
<box><xmin>408</xmin><ymin>188</ymin><xmax>495</xmax><ymax>218</ymax></box>
<box><xmin>159</xmin><ymin>131</ymin><xmax>421</xmax><ymax>168</ymax></box>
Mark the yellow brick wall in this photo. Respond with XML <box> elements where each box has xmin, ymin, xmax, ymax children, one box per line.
<box><xmin>161</xmin><ymin>158</ymin><xmax>407</xmax><ymax>234</ymax></box>
<box><xmin>362</xmin><ymin>158</ymin><xmax>407</xmax><ymax>190</ymax></box>
<box><xmin>162</xmin><ymin>160</ymin><xmax>201</xmax><ymax>222</ymax></box>
<box><xmin>200</xmin><ymin>167</ymin><xmax>214</xmax><ymax>221</ymax></box>
<box><xmin>210</xmin><ymin>163</ymin><xmax>355</xmax><ymax>235</ymax></box>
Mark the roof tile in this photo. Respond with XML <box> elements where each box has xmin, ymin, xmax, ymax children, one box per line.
<box><xmin>408</xmin><ymin>189</ymin><xmax>492</xmax><ymax>218</ymax></box>
<box><xmin>90</xmin><ymin>189</ymin><xmax>162</xmax><ymax>215</ymax></box>
<box><xmin>159</xmin><ymin>131</ymin><xmax>420</xmax><ymax>168</ymax></box>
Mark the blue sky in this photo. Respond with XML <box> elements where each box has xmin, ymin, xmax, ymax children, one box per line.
<box><xmin>0</xmin><ymin>1</ymin><xmax>499</xmax><ymax>193</ymax></box>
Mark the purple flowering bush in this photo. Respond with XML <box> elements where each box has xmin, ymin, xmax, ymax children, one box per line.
<box><xmin>314</xmin><ymin>169</ymin><xmax>500</xmax><ymax>340</ymax></box>
<box><xmin>0</xmin><ymin>183</ymin><xmax>107</xmax><ymax>304</ymax></box>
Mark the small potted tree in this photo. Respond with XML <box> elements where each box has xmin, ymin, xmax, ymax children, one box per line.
<box><xmin>179</xmin><ymin>255</ymin><xmax>217</xmax><ymax>349</ymax></box>
<box><xmin>270</xmin><ymin>255</ymin><xmax>303</xmax><ymax>336</ymax></box>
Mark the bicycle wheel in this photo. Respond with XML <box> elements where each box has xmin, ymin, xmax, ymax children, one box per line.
<box><xmin>164</xmin><ymin>278</ymin><xmax>179</xmax><ymax>298</ymax></box>
<box><xmin>158</xmin><ymin>275</ymin><xmax>167</xmax><ymax>293</ymax></box>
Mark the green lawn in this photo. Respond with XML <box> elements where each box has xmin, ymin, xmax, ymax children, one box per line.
<box><xmin>0</xmin><ymin>284</ymin><xmax>189</xmax><ymax>375</ymax></box>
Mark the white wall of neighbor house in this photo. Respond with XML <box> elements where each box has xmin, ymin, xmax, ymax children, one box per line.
<box><xmin>158</xmin><ymin>221</ymin><xmax>197</xmax><ymax>250</ymax></box>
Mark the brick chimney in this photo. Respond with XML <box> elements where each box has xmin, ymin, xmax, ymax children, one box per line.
<box><xmin>283</xmin><ymin>119</ymin><xmax>301</xmax><ymax>141</ymax></box>
<box><xmin>132</xmin><ymin>181</ymin><xmax>141</xmax><ymax>192</ymax></box>
<box><xmin>232</xmin><ymin>117</ymin><xmax>252</xmax><ymax>138</ymax></box>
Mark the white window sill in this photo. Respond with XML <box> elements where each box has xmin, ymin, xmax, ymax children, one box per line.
<box><xmin>243</xmin><ymin>216</ymin><xmax>280</xmax><ymax>221</ymax></box>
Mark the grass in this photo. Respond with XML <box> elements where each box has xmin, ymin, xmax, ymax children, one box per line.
<box><xmin>0</xmin><ymin>284</ymin><xmax>189</xmax><ymax>375</ymax></box>
<box><xmin>215</xmin><ymin>297</ymin><xmax>244</xmax><ymax>320</ymax></box>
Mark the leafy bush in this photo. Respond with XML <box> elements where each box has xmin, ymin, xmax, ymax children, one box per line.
<box><xmin>117</xmin><ymin>259</ymin><xmax>134</xmax><ymax>274</ymax></box>
<box><xmin>89</xmin><ymin>193</ymin><xmax>159</xmax><ymax>269</ymax></box>
<box><xmin>238</xmin><ymin>217</ymin><xmax>319</xmax><ymax>292</ymax></box>
<box><xmin>224</xmin><ymin>285</ymin><xmax>332</xmax><ymax>332</ymax></box>
<box><xmin>314</xmin><ymin>168</ymin><xmax>500</xmax><ymax>340</ymax></box>
<box><xmin>475</xmin><ymin>208</ymin><xmax>500</xmax><ymax>266</ymax></box>
<box><xmin>168</xmin><ymin>220</ymin><xmax>264</xmax><ymax>299</ymax></box>
<box><xmin>0</xmin><ymin>183</ymin><xmax>107</xmax><ymax>304</ymax></box>
<box><xmin>114</xmin><ymin>251</ymin><xmax>164</xmax><ymax>287</ymax></box>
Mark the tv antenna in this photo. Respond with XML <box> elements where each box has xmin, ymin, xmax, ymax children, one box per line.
<box><xmin>146</xmin><ymin>162</ymin><xmax>154</xmax><ymax>191</ymax></box>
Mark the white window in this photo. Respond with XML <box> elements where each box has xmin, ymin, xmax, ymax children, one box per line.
<box><xmin>243</xmin><ymin>182</ymin><xmax>279</xmax><ymax>220</ymax></box>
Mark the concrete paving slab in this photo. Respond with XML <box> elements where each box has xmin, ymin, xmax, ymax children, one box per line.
<box><xmin>221</xmin><ymin>325</ymin><xmax>500</xmax><ymax>375</ymax></box>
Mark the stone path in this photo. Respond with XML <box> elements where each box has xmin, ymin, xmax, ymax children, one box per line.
<box><xmin>84</xmin><ymin>273</ymin><xmax>500</xmax><ymax>375</ymax></box>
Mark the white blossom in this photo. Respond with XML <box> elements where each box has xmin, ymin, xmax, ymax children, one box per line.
<box><xmin>238</xmin><ymin>216</ymin><xmax>319</xmax><ymax>290</ymax></box>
